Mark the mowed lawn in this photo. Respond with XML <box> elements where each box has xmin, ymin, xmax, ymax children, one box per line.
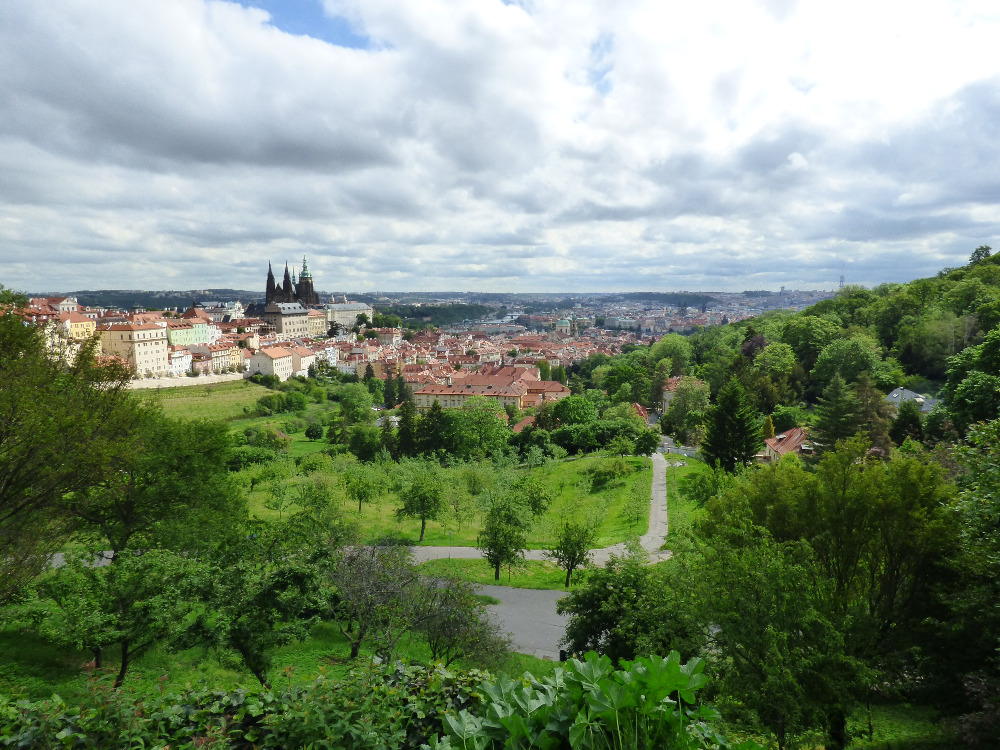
<box><xmin>149</xmin><ymin>380</ymin><xmax>272</xmax><ymax>421</ymax></box>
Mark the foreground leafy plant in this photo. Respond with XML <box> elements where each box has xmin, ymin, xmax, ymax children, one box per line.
<box><xmin>434</xmin><ymin>651</ymin><xmax>761</xmax><ymax>750</ymax></box>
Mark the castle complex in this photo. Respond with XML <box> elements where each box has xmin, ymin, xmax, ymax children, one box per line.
<box><xmin>265</xmin><ymin>256</ymin><xmax>320</xmax><ymax>306</ymax></box>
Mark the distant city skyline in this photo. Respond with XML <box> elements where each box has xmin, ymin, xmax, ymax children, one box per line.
<box><xmin>2</xmin><ymin>1</ymin><xmax>998</xmax><ymax>293</ymax></box>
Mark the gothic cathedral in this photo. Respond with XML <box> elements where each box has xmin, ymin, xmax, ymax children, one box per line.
<box><xmin>265</xmin><ymin>256</ymin><xmax>320</xmax><ymax>306</ymax></box>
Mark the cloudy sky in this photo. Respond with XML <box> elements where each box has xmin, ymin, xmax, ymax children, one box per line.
<box><xmin>2</xmin><ymin>0</ymin><xmax>999</xmax><ymax>294</ymax></box>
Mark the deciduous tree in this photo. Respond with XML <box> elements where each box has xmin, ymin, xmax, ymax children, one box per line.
<box><xmin>397</xmin><ymin>463</ymin><xmax>444</xmax><ymax>541</ymax></box>
<box><xmin>545</xmin><ymin>521</ymin><xmax>596</xmax><ymax>587</ymax></box>
<box><xmin>0</xmin><ymin>290</ymin><xmax>139</xmax><ymax>600</ymax></box>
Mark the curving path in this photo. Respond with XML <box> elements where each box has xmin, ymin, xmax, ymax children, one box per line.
<box><xmin>417</xmin><ymin>453</ymin><xmax>676</xmax><ymax>659</ymax></box>
<box><xmin>410</xmin><ymin>451</ymin><xmax>673</xmax><ymax>566</ymax></box>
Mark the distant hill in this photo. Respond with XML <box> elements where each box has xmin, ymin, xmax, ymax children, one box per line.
<box><xmin>29</xmin><ymin>289</ymin><xmax>265</xmax><ymax>310</ymax></box>
<box><xmin>618</xmin><ymin>291</ymin><xmax>717</xmax><ymax>307</ymax></box>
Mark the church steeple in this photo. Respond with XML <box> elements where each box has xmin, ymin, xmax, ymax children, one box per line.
<box><xmin>265</xmin><ymin>262</ymin><xmax>277</xmax><ymax>304</ymax></box>
<box><xmin>281</xmin><ymin>263</ymin><xmax>294</xmax><ymax>302</ymax></box>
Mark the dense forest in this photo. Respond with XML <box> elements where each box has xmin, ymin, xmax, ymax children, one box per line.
<box><xmin>3</xmin><ymin>247</ymin><xmax>1000</xmax><ymax>748</ymax></box>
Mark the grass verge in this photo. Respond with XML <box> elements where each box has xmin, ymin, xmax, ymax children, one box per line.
<box><xmin>418</xmin><ymin>558</ymin><xmax>578</xmax><ymax>590</ymax></box>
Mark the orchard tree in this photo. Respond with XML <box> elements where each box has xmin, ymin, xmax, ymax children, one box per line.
<box><xmin>607</xmin><ymin>434</ymin><xmax>635</xmax><ymax>458</ymax></box>
<box><xmin>477</xmin><ymin>497</ymin><xmax>529</xmax><ymax>581</ymax></box>
<box><xmin>345</xmin><ymin>463</ymin><xmax>386</xmax><ymax>513</ymax></box>
<box><xmin>634</xmin><ymin>429</ymin><xmax>661</xmax><ymax>456</ymax></box>
<box><xmin>416</xmin><ymin>578</ymin><xmax>510</xmax><ymax>667</ymax></box>
<box><xmin>545</xmin><ymin>521</ymin><xmax>596</xmax><ymax>586</ymax></box>
<box><xmin>186</xmin><ymin>519</ymin><xmax>328</xmax><ymax>687</ymax></box>
<box><xmin>29</xmin><ymin>549</ymin><xmax>206</xmax><ymax>688</ymax></box>
<box><xmin>329</xmin><ymin>545</ymin><xmax>422</xmax><ymax>660</ymax></box>
<box><xmin>397</xmin><ymin>463</ymin><xmax>444</xmax><ymax>541</ymax></box>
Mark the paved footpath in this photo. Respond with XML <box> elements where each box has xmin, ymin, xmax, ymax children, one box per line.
<box><xmin>478</xmin><ymin>585</ymin><xmax>569</xmax><ymax>660</ymax></box>
<box><xmin>415</xmin><ymin>453</ymin><xmax>676</xmax><ymax>658</ymax></box>
<box><xmin>410</xmin><ymin>451</ymin><xmax>673</xmax><ymax>566</ymax></box>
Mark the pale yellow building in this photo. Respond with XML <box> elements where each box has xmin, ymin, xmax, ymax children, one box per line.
<box><xmin>307</xmin><ymin>309</ymin><xmax>328</xmax><ymax>337</ymax></box>
<box><xmin>98</xmin><ymin>323</ymin><xmax>169</xmax><ymax>376</ymax></box>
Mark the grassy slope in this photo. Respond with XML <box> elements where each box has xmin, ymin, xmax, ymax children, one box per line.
<box><xmin>147</xmin><ymin>380</ymin><xmax>272</xmax><ymax>421</ymax></box>
<box><xmin>0</xmin><ymin>618</ymin><xmax>558</xmax><ymax>704</ymax></box>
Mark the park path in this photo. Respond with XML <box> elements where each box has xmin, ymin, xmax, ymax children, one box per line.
<box><xmin>410</xmin><ymin>451</ymin><xmax>673</xmax><ymax>566</ymax></box>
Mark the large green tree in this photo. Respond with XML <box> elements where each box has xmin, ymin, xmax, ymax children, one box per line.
<box><xmin>29</xmin><ymin>549</ymin><xmax>206</xmax><ymax>688</ymax></box>
<box><xmin>0</xmin><ymin>292</ymin><xmax>139</xmax><ymax>600</ymax></box>
<box><xmin>700</xmin><ymin>377</ymin><xmax>761</xmax><ymax>472</ymax></box>
<box><xmin>185</xmin><ymin>519</ymin><xmax>329</xmax><ymax>687</ymax></box>
<box><xmin>811</xmin><ymin>373</ymin><xmax>862</xmax><ymax>453</ymax></box>
<box><xmin>659</xmin><ymin>376</ymin><xmax>710</xmax><ymax>444</ymax></box>
<box><xmin>64</xmin><ymin>412</ymin><xmax>243</xmax><ymax>558</ymax></box>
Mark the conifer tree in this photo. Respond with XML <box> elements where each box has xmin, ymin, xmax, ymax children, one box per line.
<box><xmin>396</xmin><ymin>399</ymin><xmax>417</xmax><ymax>457</ymax></box>
<box><xmin>395</xmin><ymin>375</ymin><xmax>414</xmax><ymax>404</ymax></box>
<box><xmin>417</xmin><ymin>400</ymin><xmax>446</xmax><ymax>454</ymax></box>
<box><xmin>701</xmin><ymin>377</ymin><xmax>762</xmax><ymax>473</ymax></box>
<box><xmin>382</xmin><ymin>377</ymin><xmax>397</xmax><ymax>409</ymax></box>
<box><xmin>889</xmin><ymin>400</ymin><xmax>924</xmax><ymax>446</ymax></box>
<box><xmin>853</xmin><ymin>373</ymin><xmax>893</xmax><ymax>452</ymax></box>
<box><xmin>812</xmin><ymin>373</ymin><xmax>862</xmax><ymax>453</ymax></box>
<box><xmin>763</xmin><ymin>414</ymin><xmax>775</xmax><ymax>440</ymax></box>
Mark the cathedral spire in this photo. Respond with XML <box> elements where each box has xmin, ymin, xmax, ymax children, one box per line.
<box><xmin>265</xmin><ymin>262</ymin><xmax>277</xmax><ymax>304</ymax></box>
<box><xmin>281</xmin><ymin>262</ymin><xmax>294</xmax><ymax>302</ymax></box>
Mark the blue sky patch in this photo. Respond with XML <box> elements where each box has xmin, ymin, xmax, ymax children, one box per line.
<box><xmin>239</xmin><ymin>0</ymin><xmax>370</xmax><ymax>48</ymax></box>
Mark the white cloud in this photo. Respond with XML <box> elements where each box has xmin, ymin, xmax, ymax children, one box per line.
<box><xmin>0</xmin><ymin>0</ymin><xmax>998</xmax><ymax>294</ymax></box>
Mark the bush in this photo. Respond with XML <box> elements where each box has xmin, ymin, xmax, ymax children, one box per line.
<box><xmin>0</xmin><ymin>656</ymin><xmax>754</xmax><ymax>750</ymax></box>
<box><xmin>228</xmin><ymin>445</ymin><xmax>278</xmax><ymax>471</ymax></box>
<box><xmin>587</xmin><ymin>456</ymin><xmax>634</xmax><ymax>488</ymax></box>
<box><xmin>436</xmin><ymin>652</ymin><xmax>760</xmax><ymax>750</ymax></box>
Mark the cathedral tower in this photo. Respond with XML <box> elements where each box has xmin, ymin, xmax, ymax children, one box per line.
<box><xmin>295</xmin><ymin>255</ymin><xmax>320</xmax><ymax>305</ymax></box>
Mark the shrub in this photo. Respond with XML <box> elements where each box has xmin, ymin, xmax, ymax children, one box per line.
<box><xmin>435</xmin><ymin>651</ymin><xmax>761</xmax><ymax>750</ymax></box>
